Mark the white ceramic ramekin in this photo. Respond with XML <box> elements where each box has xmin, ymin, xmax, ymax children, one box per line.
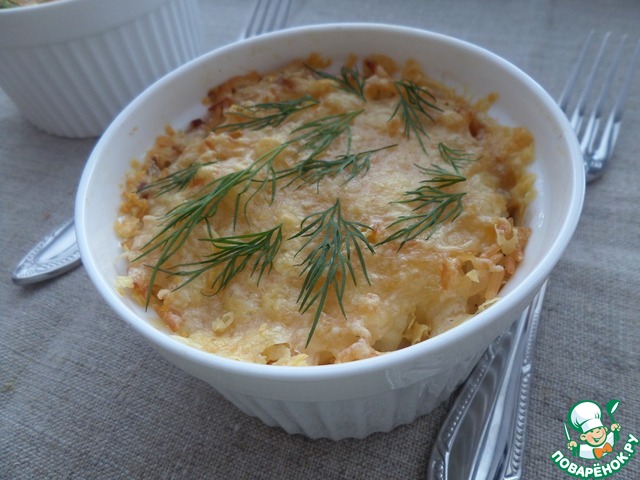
<box><xmin>75</xmin><ymin>24</ymin><xmax>585</xmax><ymax>440</ymax></box>
<box><xmin>0</xmin><ymin>0</ymin><xmax>202</xmax><ymax>138</ymax></box>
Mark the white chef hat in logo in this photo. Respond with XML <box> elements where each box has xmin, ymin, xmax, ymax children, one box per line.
<box><xmin>570</xmin><ymin>401</ymin><xmax>604</xmax><ymax>434</ymax></box>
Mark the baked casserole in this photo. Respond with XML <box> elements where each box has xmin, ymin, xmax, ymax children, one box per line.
<box><xmin>116</xmin><ymin>54</ymin><xmax>535</xmax><ymax>366</ymax></box>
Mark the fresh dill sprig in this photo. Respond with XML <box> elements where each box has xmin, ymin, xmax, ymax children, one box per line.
<box><xmin>390</xmin><ymin>80</ymin><xmax>442</xmax><ymax>153</ymax></box>
<box><xmin>291</xmin><ymin>198</ymin><xmax>374</xmax><ymax>346</ymax></box>
<box><xmin>136</xmin><ymin>167</ymin><xmax>256</xmax><ymax>306</ymax></box>
<box><xmin>214</xmin><ymin>95</ymin><xmax>319</xmax><ymax>132</ymax></box>
<box><xmin>379</xmin><ymin>185</ymin><xmax>465</xmax><ymax>248</ymax></box>
<box><xmin>291</xmin><ymin>110</ymin><xmax>364</xmax><ymax>160</ymax></box>
<box><xmin>138</xmin><ymin>162</ymin><xmax>214</xmax><ymax>196</ymax></box>
<box><xmin>236</xmin><ymin>143</ymin><xmax>289</xmax><ymax>219</ymax></box>
<box><xmin>378</xmin><ymin>162</ymin><xmax>467</xmax><ymax>248</ymax></box>
<box><xmin>280</xmin><ymin>144</ymin><xmax>396</xmax><ymax>188</ymax></box>
<box><xmin>156</xmin><ymin>224</ymin><xmax>283</xmax><ymax>294</ymax></box>
<box><xmin>438</xmin><ymin>143</ymin><xmax>479</xmax><ymax>173</ymax></box>
<box><xmin>414</xmin><ymin>164</ymin><xmax>467</xmax><ymax>188</ymax></box>
<box><xmin>136</xmin><ymin>109</ymin><xmax>365</xmax><ymax>306</ymax></box>
<box><xmin>377</xmin><ymin>143</ymin><xmax>478</xmax><ymax>248</ymax></box>
<box><xmin>305</xmin><ymin>64</ymin><xmax>367</xmax><ymax>100</ymax></box>
<box><xmin>236</xmin><ymin>110</ymin><xmax>366</xmax><ymax>214</ymax></box>
<box><xmin>137</xmin><ymin>149</ymin><xmax>285</xmax><ymax>298</ymax></box>
<box><xmin>234</xmin><ymin>109</ymin><xmax>365</xmax><ymax>201</ymax></box>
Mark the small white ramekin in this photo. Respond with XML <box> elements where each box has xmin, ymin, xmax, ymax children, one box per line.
<box><xmin>76</xmin><ymin>24</ymin><xmax>585</xmax><ymax>440</ymax></box>
<box><xmin>0</xmin><ymin>0</ymin><xmax>202</xmax><ymax>138</ymax></box>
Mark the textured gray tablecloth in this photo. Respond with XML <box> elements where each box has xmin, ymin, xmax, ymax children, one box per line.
<box><xmin>2</xmin><ymin>1</ymin><xmax>639</xmax><ymax>478</ymax></box>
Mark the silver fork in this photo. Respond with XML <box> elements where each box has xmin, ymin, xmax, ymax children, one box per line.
<box><xmin>242</xmin><ymin>0</ymin><xmax>291</xmax><ymax>39</ymax></box>
<box><xmin>428</xmin><ymin>32</ymin><xmax>640</xmax><ymax>480</ymax></box>
<box><xmin>10</xmin><ymin>0</ymin><xmax>292</xmax><ymax>286</ymax></box>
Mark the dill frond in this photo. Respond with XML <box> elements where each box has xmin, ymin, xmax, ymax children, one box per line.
<box><xmin>438</xmin><ymin>143</ymin><xmax>479</xmax><ymax>173</ymax></box>
<box><xmin>379</xmin><ymin>187</ymin><xmax>466</xmax><ymax>248</ymax></box>
<box><xmin>138</xmin><ymin>162</ymin><xmax>214</xmax><ymax>197</ymax></box>
<box><xmin>291</xmin><ymin>110</ymin><xmax>364</xmax><ymax>160</ymax></box>
<box><xmin>156</xmin><ymin>224</ymin><xmax>283</xmax><ymax>294</ymax></box>
<box><xmin>305</xmin><ymin>64</ymin><xmax>368</xmax><ymax>100</ymax></box>
<box><xmin>135</xmin><ymin>167</ymin><xmax>255</xmax><ymax>306</ymax></box>
<box><xmin>390</xmin><ymin>80</ymin><xmax>443</xmax><ymax>153</ymax></box>
<box><xmin>290</xmin><ymin>199</ymin><xmax>374</xmax><ymax>345</ymax></box>
<box><xmin>214</xmin><ymin>95</ymin><xmax>319</xmax><ymax>132</ymax></box>
<box><xmin>279</xmin><ymin>144</ymin><xmax>396</xmax><ymax>188</ymax></box>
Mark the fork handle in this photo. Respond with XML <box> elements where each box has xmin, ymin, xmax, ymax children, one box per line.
<box><xmin>11</xmin><ymin>218</ymin><xmax>81</xmax><ymax>285</ymax></box>
<box><xmin>427</xmin><ymin>281</ymin><xmax>547</xmax><ymax>480</ymax></box>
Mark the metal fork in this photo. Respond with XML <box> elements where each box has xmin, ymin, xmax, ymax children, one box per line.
<box><xmin>242</xmin><ymin>0</ymin><xmax>291</xmax><ymax>39</ymax></box>
<box><xmin>428</xmin><ymin>32</ymin><xmax>640</xmax><ymax>480</ymax></box>
<box><xmin>10</xmin><ymin>0</ymin><xmax>292</xmax><ymax>286</ymax></box>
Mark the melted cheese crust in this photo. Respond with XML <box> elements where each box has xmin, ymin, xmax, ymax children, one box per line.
<box><xmin>116</xmin><ymin>54</ymin><xmax>535</xmax><ymax>365</ymax></box>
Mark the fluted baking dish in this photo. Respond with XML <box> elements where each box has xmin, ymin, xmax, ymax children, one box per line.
<box><xmin>0</xmin><ymin>0</ymin><xmax>202</xmax><ymax>138</ymax></box>
<box><xmin>76</xmin><ymin>24</ymin><xmax>584</xmax><ymax>440</ymax></box>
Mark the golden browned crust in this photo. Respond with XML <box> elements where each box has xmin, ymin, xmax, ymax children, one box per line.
<box><xmin>116</xmin><ymin>54</ymin><xmax>535</xmax><ymax>365</ymax></box>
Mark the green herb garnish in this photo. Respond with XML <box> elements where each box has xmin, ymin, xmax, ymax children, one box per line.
<box><xmin>156</xmin><ymin>225</ymin><xmax>283</xmax><ymax>294</ymax></box>
<box><xmin>214</xmin><ymin>95</ymin><xmax>319</xmax><ymax>132</ymax></box>
<box><xmin>306</xmin><ymin>64</ymin><xmax>367</xmax><ymax>100</ymax></box>
<box><xmin>390</xmin><ymin>79</ymin><xmax>442</xmax><ymax>153</ymax></box>
<box><xmin>132</xmin><ymin>57</ymin><xmax>479</xmax><ymax>345</ymax></box>
<box><xmin>378</xmin><ymin>172</ymin><xmax>466</xmax><ymax>248</ymax></box>
<box><xmin>136</xmin><ymin>167</ymin><xmax>254</xmax><ymax>306</ymax></box>
<box><xmin>438</xmin><ymin>143</ymin><xmax>479</xmax><ymax>173</ymax></box>
<box><xmin>136</xmin><ymin>150</ymin><xmax>288</xmax><ymax>306</ymax></box>
<box><xmin>412</xmin><ymin>164</ymin><xmax>467</xmax><ymax>189</ymax></box>
<box><xmin>280</xmin><ymin>144</ymin><xmax>396</xmax><ymax>189</ymax></box>
<box><xmin>378</xmin><ymin>144</ymin><xmax>478</xmax><ymax>248</ymax></box>
<box><xmin>136</xmin><ymin>110</ymin><xmax>364</xmax><ymax>306</ymax></box>
<box><xmin>139</xmin><ymin>162</ymin><xmax>213</xmax><ymax>197</ymax></box>
<box><xmin>238</xmin><ymin>110</ymin><xmax>365</xmax><ymax>212</ymax></box>
<box><xmin>291</xmin><ymin>198</ymin><xmax>374</xmax><ymax>345</ymax></box>
<box><xmin>291</xmin><ymin>110</ymin><xmax>364</xmax><ymax>160</ymax></box>
<box><xmin>236</xmin><ymin>144</ymin><xmax>288</xmax><ymax>220</ymax></box>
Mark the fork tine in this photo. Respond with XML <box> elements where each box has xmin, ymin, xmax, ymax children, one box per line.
<box><xmin>580</xmin><ymin>35</ymin><xmax>626</xmax><ymax>154</ymax></box>
<box><xmin>242</xmin><ymin>0</ymin><xmax>291</xmax><ymax>39</ymax></box>
<box><xmin>560</xmin><ymin>32</ymin><xmax>640</xmax><ymax>183</ymax></box>
<box><xmin>562</xmin><ymin>32</ymin><xmax>611</xmax><ymax>133</ymax></box>
<box><xmin>585</xmin><ymin>36</ymin><xmax>640</xmax><ymax>181</ymax></box>
<box><xmin>558</xmin><ymin>31</ymin><xmax>593</xmax><ymax>118</ymax></box>
<box><xmin>608</xmin><ymin>37</ymin><xmax>640</xmax><ymax>127</ymax></box>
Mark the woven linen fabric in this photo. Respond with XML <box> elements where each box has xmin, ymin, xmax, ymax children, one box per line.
<box><xmin>2</xmin><ymin>0</ymin><xmax>639</xmax><ymax>478</ymax></box>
